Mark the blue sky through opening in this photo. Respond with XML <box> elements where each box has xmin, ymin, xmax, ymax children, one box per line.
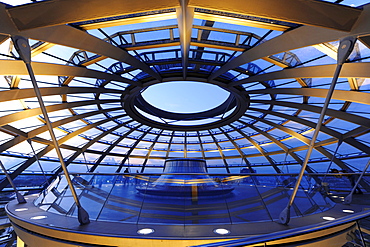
<box><xmin>142</xmin><ymin>81</ymin><xmax>230</xmax><ymax>113</ymax></box>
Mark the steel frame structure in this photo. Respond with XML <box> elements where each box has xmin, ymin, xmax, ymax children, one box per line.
<box><xmin>0</xmin><ymin>0</ymin><xmax>369</xmax><ymax>193</ymax></box>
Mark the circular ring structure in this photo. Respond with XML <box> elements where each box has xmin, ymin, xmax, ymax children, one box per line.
<box><xmin>122</xmin><ymin>82</ymin><xmax>250</xmax><ymax>131</ymax></box>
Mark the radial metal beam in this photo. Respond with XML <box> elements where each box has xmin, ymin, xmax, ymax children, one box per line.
<box><xmin>0</xmin><ymin>106</ymin><xmax>128</xmax><ymax>190</ymax></box>
<box><xmin>0</xmin><ymin>136</ymin><xmax>363</xmax><ymax>180</ymax></box>
<box><xmin>236</xmin><ymin>119</ymin><xmax>310</xmax><ymax>173</ymax></box>
<box><xmin>193</xmin><ymin>12</ymin><xmax>289</xmax><ymax>31</ymax></box>
<box><xmin>312</xmin><ymin>43</ymin><xmax>362</xmax><ymax>90</ymax></box>
<box><xmin>236</xmin><ymin>62</ymin><xmax>346</xmax><ymax>86</ymax></box>
<box><xmin>247</xmin><ymin>87</ymin><xmax>370</xmax><ymax>105</ymax></box>
<box><xmin>116</xmin><ymin>126</ymin><xmax>150</xmax><ymax>173</ymax></box>
<box><xmin>0</xmin><ymin>60</ymin><xmax>140</xmax><ymax>86</ymax></box>
<box><xmin>0</xmin><ymin>112</ymin><xmax>129</xmax><ymax>191</ymax></box>
<box><xmin>176</xmin><ymin>1</ymin><xmax>194</xmax><ymax>79</ymax></box>
<box><xmin>62</xmin><ymin>121</ymin><xmax>132</xmax><ymax>170</ymax></box>
<box><xmin>8</xmin><ymin>0</ymin><xmax>361</xmax><ymax>32</ymax></box>
<box><xmin>0</xmin><ymin>4</ymin><xmax>18</xmax><ymax>35</ymax></box>
<box><xmin>165</xmin><ymin>132</ymin><xmax>175</xmax><ymax>159</ymax></box>
<box><xmin>0</xmin><ymin>87</ymin><xmax>122</xmax><ymax>104</ymax></box>
<box><xmin>6</xmin><ymin>0</ymin><xmax>179</xmax><ymax>30</ymax></box>
<box><xmin>229</xmin><ymin>125</ymin><xmax>281</xmax><ymax>173</ymax></box>
<box><xmin>209</xmin><ymin>4</ymin><xmax>370</xmax><ymax>81</ymax></box>
<box><xmin>184</xmin><ymin>134</ymin><xmax>187</xmax><ymax>158</ymax></box>
<box><xmin>188</xmin><ymin>0</ymin><xmax>361</xmax><ymax>31</ymax></box>
<box><xmin>0</xmin><ymin>107</ymin><xmax>124</xmax><ymax>157</ymax></box>
<box><xmin>20</xmin><ymin>25</ymin><xmax>161</xmax><ymax>81</ymax></box>
<box><xmin>0</xmin><ymin>125</ymin><xmax>27</xmax><ymax>137</ymax></box>
<box><xmin>142</xmin><ymin>130</ymin><xmax>164</xmax><ymax>169</ymax></box>
<box><xmin>3</xmin><ymin>97</ymin><xmax>369</xmax><ymax>171</ymax></box>
<box><xmin>30</xmin><ymin>41</ymin><xmax>55</xmax><ymax>56</ymax></box>
<box><xmin>0</xmin><ymin>144</ymin><xmax>51</xmax><ymax>191</ymax></box>
<box><xmin>220</xmin><ymin>128</ymin><xmax>251</xmax><ymax>169</ymax></box>
<box><xmin>251</xmin><ymin>99</ymin><xmax>370</xmax><ymax>130</ymax></box>
<box><xmin>91</xmin><ymin>126</ymin><xmax>136</xmax><ymax>170</ymax></box>
<box><xmin>29</xmin><ymin>108</ymin><xmax>124</xmax><ymax>139</ymax></box>
<box><xmin>248</xmin><ymin>101</ymin><xmax>370</xmax><ymax>160</ymax></box>
<box><xmin>0</xmin><ymin>99</ymin><xmax>120</xmax><ymax>128</ymax></box>
<box><xmin>249</xmin><ymin>108</ymin><xmax>342</xmax><ymax>140</ymax></box>
<box><xmin>79</xmin><ymin>12</ymin><xmax>177</xmax><ymax>30</ymax></box>
<box><xmin>0</xmin><ymin>3</ymin><xmax>162</xmax><ymax>82</ymax></box>
<box><xmin>208</xmin><ymin>130</ymin><xmax>230</xmax><ymax>173</ymax></box>
<box><xmin>5</xmin><ymin>26</ymin><xmax>159</xmax><ymax>82</ymax></box>
<box><xmin>313</xmin><ymin>43</ymin><xmax>338</xmax><ymax>59</ymax></box>
<box><xmin>196</xmin><ymin>131</ymin><xmax>206</xmax><ymax>160</ymax></box>
<box><xmin>248</xmin><ymin>107</ymin><xmax>370</xmax><ymax>165</ymax></box>
<box><xmin>56</xmin><ymin>114</ymin><xmax>128</xmax><ymax>145</ymax></box>
<box><xmin>209</xmin><ymin>25</ymin><xmax>346</xmax><ymax>80</ymax></box>
<box><xmin>244</xmin><ymin>114</ymin><xmax>310</xmax><ymax>145</ymax></box>
<box><xmin>8</xmin><ymin>113</ymin><xmax>128</xmax><ymax>155</ymax></box>
<box><xmin>241</xmin><ymin>112</ymin><xmax>366</xmax><ymax>186</ymax></box>
<box><xmin>246</xmin><ymin>124</ymin><xmax>288</xmax><ymax>153</ymax></box>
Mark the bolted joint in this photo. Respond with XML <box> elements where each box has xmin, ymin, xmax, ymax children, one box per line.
<box><xmin>11</xmin><ymin>35</ymin><xmax>31</xmax><ymax>64</ymax></box>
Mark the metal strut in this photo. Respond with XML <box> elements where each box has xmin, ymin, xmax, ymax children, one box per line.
<box><xmin>27</xmin><ymin>139</ymin><xmax>50</xmax><ymax>188</ymax></box>
<box><xmin>12</xmin><ymin>36</ymin><xmax>90</xmax><ymax>225</ymax></box>
<box><xmin>0</xmin><ymin>160</ymin><xmax>26</xmax><ymax>204</ymax></box>
<box><xmin>343</xmin><ymin>158</ymin><xmax>370</xmax><ymax>205</ymax></box>
<box><xmin>279</xmin><ymin>36</ymin><xmax>357</xmax><ymax>225</ymax></box>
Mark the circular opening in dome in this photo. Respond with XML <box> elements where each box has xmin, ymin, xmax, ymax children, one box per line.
<box><xmin>141</xmin><ymin>81</ymin><xmax>230</xmax><ymax>113</ymax></box>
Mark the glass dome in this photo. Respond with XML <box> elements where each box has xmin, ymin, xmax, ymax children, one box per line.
<box><xmin>0</xmin><ymin>0</ymin><xmax>368</xmax><ymax>188</ymax></box>
<box><xmin>2</xmin><ymin>1</ymin><xmax>370</xmax><ymax>247</ymax></box>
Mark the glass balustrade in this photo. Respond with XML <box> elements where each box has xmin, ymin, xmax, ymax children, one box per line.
<box><xmin>34</xmin><ymin>172</ymin><xmax>341</xmax><ymax>224</ymax></box>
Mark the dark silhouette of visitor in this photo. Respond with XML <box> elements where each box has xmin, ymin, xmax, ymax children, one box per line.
<box><xmin>124</xmin><ymin>168</ymin><xmax>130</xmax><ymax>185</ymax></box>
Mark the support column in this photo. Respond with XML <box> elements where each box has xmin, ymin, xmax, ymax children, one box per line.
<box><xmin>177</xmin><ymin>0</ymin><xmax>194</xmax><ymax>79</ymax></box>
<box><xmin>11</xmin><ymin>35</ymin><xmax>90</xmax><ymax>225</ymax></box>
<box><xmin>279</xmin><ymin>36</ymin><xmax>357</xmax><ymax>225</ymax></box>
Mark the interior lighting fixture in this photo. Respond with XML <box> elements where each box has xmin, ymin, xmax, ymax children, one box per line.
<box><xmin>15</xmin><ymin>208</ymin><xmax>28</xmax><ymax>212</ymax></box>
<box><xmin>342</xmin><ymin>209</ymin><xmax>355</xmax><ymax>213</ymax></box>
<box><xmin>30</xmin><ymin>215</ymin><xmax>47</xmax><ymax>220</ymax></box>
<box><xmin>322</xmin><ymin>216</ymin><xmax>336</xmax><ymax>221</ymax></box>
<box><xmin>214</xmin><ymin>228</ymin><xmax>230</xmax><ymax>235</ymax></box>
<box><xmin>137</xmin><ymin>228</ymin><xmax>155</xmax><ymax>235</ymax></box>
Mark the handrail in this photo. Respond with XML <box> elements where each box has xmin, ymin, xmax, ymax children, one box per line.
<box><xmin>65</xmin><ymin>172</ymin><xmax>370</xmax><ymax>176</ymax></box>
<box><xmin>191</xmin><ymin>209</ymin><xmax>370</xmax><ymax>247</ymax></box>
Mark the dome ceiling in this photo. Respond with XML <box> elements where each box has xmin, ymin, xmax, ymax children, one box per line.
<box><xmin>0</xmin><ymin>0</ymin><xmax>370</xmax><ymax>190</ymax></box>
